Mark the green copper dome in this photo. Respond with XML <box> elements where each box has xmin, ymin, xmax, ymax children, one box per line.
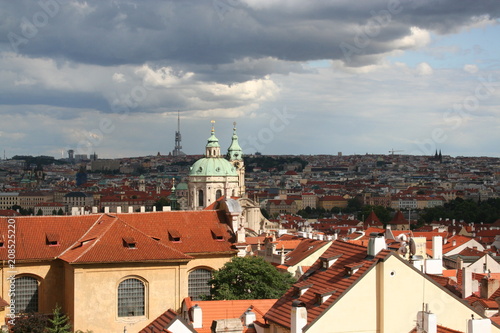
<box><xmin>189</xmin><ymin>157</ymin><xmax>237</xmax><ymax>176</ymax></box>
<box><xmin>189</xmin><ymin>121</ymin><xmax>237</xmax><ymax>177</ymax></box>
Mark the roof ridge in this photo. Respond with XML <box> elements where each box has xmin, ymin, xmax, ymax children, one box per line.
<box><xmin>64</xmin><ymin>214</ymin><xmax>119</xmax><ymax>262</ymax></box>
<box><xmin>57</xmin><ymin>213</ymin><xmax>109</xmax><ymax>259</ymax></box>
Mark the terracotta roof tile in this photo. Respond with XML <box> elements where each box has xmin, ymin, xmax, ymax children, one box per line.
<box><xmin>265</xmin><ymin>240</ymin><xmax>391</xmax><ymax>329</ymax></box>
<box><xmin>283</xmin><ymin>239</ymin><xmax>330</xmax><ymax>267</ymax></box>
<box><xmin>0</xmin><ymin>211</ymin><xmax>236</xmax><ymax>263</ymax></box>
<box><xmin>189</xmin><ymin>299</ymin><xmax>278</xmax><ymax>333</ymax></box>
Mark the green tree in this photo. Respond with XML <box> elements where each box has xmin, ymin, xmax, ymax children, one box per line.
<box><xmin>57</xmin><ymin>208</ymin><xmax>64</xmax><ymax>215</ymax></box>
<box><xmin>36</xmin><ymin>209</ymin><xmax>43</xmax><ymax>216</ymax></box>
<box><xmin>208</xmin><ymin>256</ymin><xmax>295</xmax><ymax>300</ymax></box>
<box><xmin>358</xmin><ymin>205</ymin><xmax>393</xmax><ymax>224</ymax></box>
<box><xmin>45</xmin><ymin>305</ymin><xmax>71</xmax><ymax>333</ymax></box>
<box><xmin>11</xmin><ymin>313</ymin><xmax>48</xmax><ymax>333</ymax></box>
<box><xmin>154</xmin><ymin>197</ymin><xmax>171</xmax><ymax>211</ymax></box>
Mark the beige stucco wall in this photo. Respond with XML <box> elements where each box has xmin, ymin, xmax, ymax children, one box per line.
<box><xmin>71</xmin><ymin>255</ymin><xmax>233</xmax><ymax>333</ymax></box>
<box><xmin>71</xmin><ymin>262</ymin><xmax>188</xmax><ymax>333</ymax></box>
<box><xmin>307</xmin><ymin>255</ymin><xmax>500</xmax><ymax>333</ymax></box>
<box><xmin>0</xmin><ymin>261</ymin><xmax>65</xmax><ymax>323</ymax></box>
<box><xmin>0</xmin><ymin>253</ymin><xmax>234</xmax><ymax>333</ymax></box>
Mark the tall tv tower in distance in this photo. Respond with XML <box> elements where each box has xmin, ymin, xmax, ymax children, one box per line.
<box><xmin>172</xmin><ymin>111</ymin><xmax>185</xmax><ymax>156</ymax></box>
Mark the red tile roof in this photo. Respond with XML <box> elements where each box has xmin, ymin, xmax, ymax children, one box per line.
<box><xmin>283</xmin><ymin>239</ymin><xmax>330</xmax><ymax>267</ymax></box>
<box><xmin>187</xmin><ymin>299</ymin><xmax>278</xmax><ymax>333</ymax></box>
<box><xmin>139</xmin><ymin>309</ymin><xmax>178</xmax><ymax>333</ymax></box>
<box><xmin>265</xmin><ymin>240</ymin><xmax>391</xmax><ymax>329</ymax></box>
<box><xmin>58</xmin><ymin>215</ymin><xmax>191</xmax><ymax>264</ymax></box>
<box><xmin>0</xmin><ymin>211</ymin><xmax>236</xmax><ymax>263</ymax></box>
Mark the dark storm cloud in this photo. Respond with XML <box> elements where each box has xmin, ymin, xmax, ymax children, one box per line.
<box><xmin>2</xmin><ymin>0</ymin><xmax>499</xmax><ymax>69</ymax></box>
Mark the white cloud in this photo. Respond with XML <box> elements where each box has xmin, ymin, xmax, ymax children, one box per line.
<box><xmin>416</xmin><ymin>62</ymin><xmax>433</xmax><ymax>76</ymax></box>
<box><xmin>112</xmin><ymin>73</ymin><xmax>126</xmax><ymax>83</ymax></box>
<box><xmin>463</xmin><ymin>64</ymin><xmax>478</xmax><ymax>74</ymax></box>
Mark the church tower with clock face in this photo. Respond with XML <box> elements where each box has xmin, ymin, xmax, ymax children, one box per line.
<box><xmin>188</xmin><ymin>121</ymin><xmax>245</xmax><ymax>210</ymax></box>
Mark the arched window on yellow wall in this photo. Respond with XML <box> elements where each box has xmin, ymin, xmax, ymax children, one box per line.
<box><xmin>117</xmin><ymin>278</ymin><xmax>145</xmax><ymax>317</ymax></box>
<box><xmin>188</xmin><ymin>268</ymin><xmax>212</xmax><ymax>301</ymax></box>
<box><xmin>15</xmin><ymin>275</ymin><xmax>39</xmax><ymax>314</ymax></box>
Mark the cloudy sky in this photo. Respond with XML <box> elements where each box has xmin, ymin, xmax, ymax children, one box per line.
<box><xmin>1</xmin><ymin>0</ymin><xmax>500</xmax><ymax>158</ymax></box>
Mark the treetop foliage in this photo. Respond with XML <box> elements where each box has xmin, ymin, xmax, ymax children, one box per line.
<box><xmin>208</xmin><ymin>256</ymin><xmax>295</xmax><ymax>300</ymax></box>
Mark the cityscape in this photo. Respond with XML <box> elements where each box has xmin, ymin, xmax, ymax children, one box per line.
<box><xmin>1</xmin><ymin>0</ymin><xmax>500</xmax><ymax>332</ymax></box>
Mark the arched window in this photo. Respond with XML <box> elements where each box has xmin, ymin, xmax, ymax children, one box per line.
<box><xmin>15</xmin><ymin>276</ymin><xmax>39</xmax><ymax>313</ymax></box>
<box><xmin>216</xmin><ymin>189</ymin><xmax>222</xmax><ymax>200</ymax></box>
<box><xmin>118</xmin><ymin>278</ymin><xmax>145</xmax><ymax>317</ymax></box>
<box><xmin>198</xmin><ymin>190</ymin><xmax>204</xmax><ymax>207</ymax></box>
<box><xmin>188</xmin><ymin>268</ymin><xmax>212</xmax><ymax>301</ymax></box>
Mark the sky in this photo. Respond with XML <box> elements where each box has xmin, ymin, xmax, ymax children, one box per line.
<box><xmin>1</xmin><ymin>0</ymin><xmax>500</xmax><ymax>159</ymax></box>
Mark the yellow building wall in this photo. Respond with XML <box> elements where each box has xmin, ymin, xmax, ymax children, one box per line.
<box><xmin>0</xmin><ymin>261</ymin><xmax>66</xmax><ymax>323</ymax></box>
<box><xmin>0</xmin><ymin>253</ymin><xmax>234</xmax><ymax>333</ymax></box>
<box><xmin>70</xmin><ymin>255</ymin><xmax>234</xmax><ymax>333</ymax></box>
<box><xmin>72</xmin><ymin>262</ymin><xmax>187</xmax><ymax>333</ymax></box>
<box><xmin>307</xmin><ymin>255</ymin><xmax>500</xmax><ymax>333</ymax></box>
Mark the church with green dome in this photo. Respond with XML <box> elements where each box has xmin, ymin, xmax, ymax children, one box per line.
<box><xmin>188</xmin><ymin>122</ymin><xmax>245</xmax><ymax>210</ymax></box>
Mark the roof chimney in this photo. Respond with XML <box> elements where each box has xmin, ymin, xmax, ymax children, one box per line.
<box><xmin>104</xmin><ymin>206</ymin><xmax>110</xmax><ymax>214</ymax></box>
<box><xmin>163</xmin><ymin>206</ymin><xmax>171</xmax><ymax>212</ymax></box>
<box><xmin>367</xmin><ymin>233</ymin><xmax>386</xmax><ymax>257</ymax></box>
<box><xmin>116</xmin><ymin>206</ymin><xmax>122</xmax><ymax>214</ymax></box>
<box><xmin>191</xmin><ymin>304</ymin><xmax>202</xmax><ymax>329</ymax></box>
<box><xmin>480</xmin><ymin>277</ymin><xmax>500</xmax><ymax>299</ymax></box>
<box><xmin>432</xmin><ymin>236</ymin><xmax>442</xmax><ymax>260</ymax></box>
<box><xmin>291</xmin><ymin>301</ymin><xmax>307</xmax><ymax>333</ymax></box>
<box><xmin>241</xmin><ymin>308</ymin><xmax>256</xmax><ymax>327</ymax></box>
<box><xmin>140</xmin><ymin>206</ymin><xmax>145</xmax><ymax>213</ymax></box>
<box><xmin>417</xmin><ymin>309</ymin><xmax>437</xmax><ymax>333</ymax></box>
<box><xmin>462</xmin><ymin>267</ymin><xmax>472</xmax><ymax>299</ymax></box>
<box><xmin>468</xmin><ymin>318</ymin><xmax>491</xmax><ymax>333</ymax></box>
<box><xmin>128</xmin><ymin>206</ymin><xmax>133</xmax><ymax>213</ymax></box>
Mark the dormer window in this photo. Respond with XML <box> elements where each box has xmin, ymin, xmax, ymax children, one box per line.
<box><xmin>122</xmin><ymin>237</ymin><xmax>137</xmax><ymax>249</ymax></box>
<box><xmin>211</xmin><ymin>228</ymin><xmax>225</xmax><ymax>241</ymax></box>
<box><xmin>168</xmin><ymin>230</ymin><xmax>182</xmax><ymax>242</ymax></box>
<box><xmin>320</xmin><ymin>254</ymin><xmax>342</xmax><ymax>269</ymax></box>
<box><xmin>315</xmin><ymin>290</ymin><xmax>336</xmax><ymax>305</ymax></box>
<box><xmin>294</xmin><ymin>283</ymin><xmax>312</xmax><ymax>297</ymax></box>
<box><xmin>344</xmin><ymin>263</ymin><xmax>364</xmax><ymax>277</ymax></box>
<box><xmin>46</xmin><ymin>233</ymin><xmax>60</xmax><ymax>246</ymax></box>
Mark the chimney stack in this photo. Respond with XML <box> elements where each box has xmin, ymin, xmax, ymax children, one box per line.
<box><xmin>432</xmin><ymin>236</ymin><xmax>442</xmax><ymax>259</ymax></box>
<box><xmin>367</xmin><ymin>233</ymin><xmax>386</xmax><ymax>257</ymax></box>
<box><xmin>241</xmin><ymin>308</ymin><xmax>256</xmax><ymax>327</ymax></box>
<box><xmin>191</xmin><ymin>304</ymin><xmax>202</xmax><ymax>329</ymax></box>
<box><xmin>468</xmin><ymin>318</ymin><xmax>491</xmax><ymax>333</ymax></box>
<box><xmin>291</xmin><ymin>301</ymin><xmax>307</xmax><ymax>333</ymax></box>
<box><xmin>462</xmin><ymin>267</ymin><xmax>473</xmax><ymax>299</ymax></box>
<box><xmin>417</xmin><ymin>308</ymin><xmax>437</xmax><ymax>333</ymax></box>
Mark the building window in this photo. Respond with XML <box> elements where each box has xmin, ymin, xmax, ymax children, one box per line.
<box><xmin>216</xmin><ymin>190</ymin><xmax>222</xmax><ymax>200</ymax></box>
<box><xmin>15</xmin><ymin>276</ymin><xmax>39</xmax><ymax>314</ymax></box>
<box><xmin>188</xmin><ymin>268</ymin><xmax>212</xmax><ymax>301</ymax></box>
<box><xmin>198</xmin><ymin>190</ymin><xmax>204</xmax><ymax>207</ymax></box>
<box><xmin>118</xmin><ymin>278</ymin><xmax>145</xmax><ymax>317</ymax></box>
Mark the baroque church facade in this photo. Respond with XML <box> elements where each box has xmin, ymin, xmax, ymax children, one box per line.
<box><xmin>188</xmin><ymin>122</ymin><xmax>244</xmax><ymax>210</ymax></box>
<box><xmin>187</xmin><ymin>122</ymin><xmax>277</xmax><ymax>236</ymax></box>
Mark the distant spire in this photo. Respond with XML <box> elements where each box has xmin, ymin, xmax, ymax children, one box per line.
<box><xmin>172</xmin><ymin>111</ymin><xmax>185</xmax><ymax>156</ymax></box>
